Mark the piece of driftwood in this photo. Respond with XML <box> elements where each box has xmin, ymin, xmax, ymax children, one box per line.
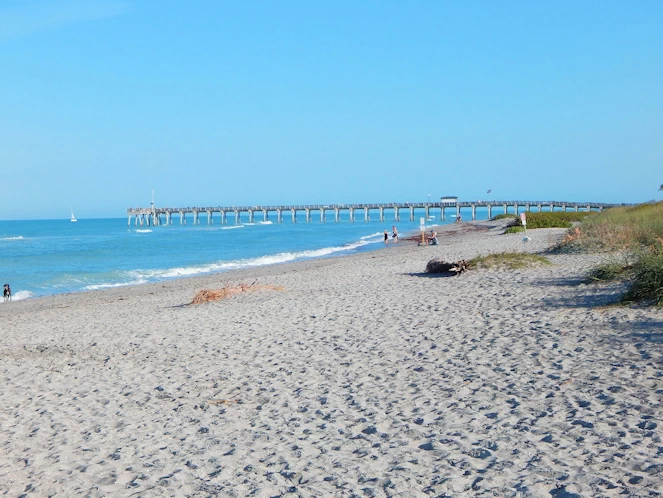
<box><xmin>425</xmin><ymin>258</ymin><xmax>469</xmax><ymax>275</ymax></box>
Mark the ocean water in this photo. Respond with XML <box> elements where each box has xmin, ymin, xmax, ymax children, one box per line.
<box><xmin>0</xmin><ymin>209</ymin><xmax>492</xmax><ymax>301</ymax></box>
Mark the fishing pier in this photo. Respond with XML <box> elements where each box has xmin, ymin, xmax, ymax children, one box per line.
<box><xmin>127</xmin><ymin>200</ymin><xmax>620</xmax><ymax>227</ymax></box>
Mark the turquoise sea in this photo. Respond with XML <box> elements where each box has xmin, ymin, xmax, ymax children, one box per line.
<box><xmin>0</xmin><ymin>208</ymin><xmax>493</xmax><ymax>301</ymax></box>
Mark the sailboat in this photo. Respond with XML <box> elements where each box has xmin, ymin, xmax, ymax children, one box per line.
<box><xmin>70</xmin><ymin>209</ymin><xmax>77</xmax><ymax>222</ymax></box>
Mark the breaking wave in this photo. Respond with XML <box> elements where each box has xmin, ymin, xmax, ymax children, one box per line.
<box><xmin>125</xmin><ymin>232</ymin><xmax>383</xmax><ymax>282</ymax></box>
<box><xmin>5</xmin><ymin>290</ymin><xmax>33</xmax><ymax>301</ymax></box>
<box><xmin>84</xmin><ymin>279</ymin><xmax>149</xmax><ymax>291</ymax></box>
<box><xmin>360</xmin><ymin>232</ymin><xmax>383</xmax><ymax>241</ymax></box>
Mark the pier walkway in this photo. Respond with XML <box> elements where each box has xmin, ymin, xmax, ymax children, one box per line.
<box><xmin>127</xmin><ymin>200</ymin><xmax>622</xmax><ymax>226</ymax></box>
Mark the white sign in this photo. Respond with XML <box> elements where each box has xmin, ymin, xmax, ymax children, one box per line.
<box><xmin>420</xmin><ymin>217</ymin><xmax>426</xmax><ymax>230</ymax></box>
<box><xmin>520</xmin><ymin>213</ymin><xmax>527</xmax><ymax>226</ymax></box>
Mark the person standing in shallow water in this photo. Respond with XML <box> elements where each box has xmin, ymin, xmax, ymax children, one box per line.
<box><xmin>384</xmin><ymin>230</ymin><xmax>389</xmax><ymax>243</ymax></box>
<box><xmin>392</xmin><ymin>226</ymin><xmax>398</xmax><ymax>242</ymax></box>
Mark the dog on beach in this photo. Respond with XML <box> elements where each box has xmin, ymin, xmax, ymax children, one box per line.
<box><xmin>3</xmin><ymin>284</ymin><xmax>11</xmax><ymax>302</ymax></box>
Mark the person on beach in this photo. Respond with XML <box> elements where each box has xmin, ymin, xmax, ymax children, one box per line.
<box><xmin>384</xmin><ymin>230</ymin><xmax>389</xmax><ymax>243</ymax></box>
<box><xmin>456</xmin><ymin>213</ymin><xmax>462</xmax><ymax>223</ymax></box>
<box><xmin>392</xmin><ymin>226</ymin><xmax>398</xmax><ymax>242</ymax></box>
<box><xmin>3</xmin><ymin>284</ymin><xmax>11</xmax><ymax>302</ymax></box>
<box><xmin>427</xmin><ymin>230</ymin><xmax>438</xmax><ymax>245</ymax></box>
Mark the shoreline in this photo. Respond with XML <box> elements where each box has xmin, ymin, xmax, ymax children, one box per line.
<box><xmin>1</xmin><ymin>218</ymin><xmax>498</xmax><ymax>307</ymax></box>
<box><xmin>2</xmin><ymin>221</ymin><xmax>662</xmax><ymax>496</ymax></box>
<box><xmin>1</xmin><ymin>219</ymin><xmax>445</xmax><ymax>305</ymax></box>
<box><xmin>1</xmin><ymin>217</ymin><xmax>462</xmax><ymax>307</ymax></box>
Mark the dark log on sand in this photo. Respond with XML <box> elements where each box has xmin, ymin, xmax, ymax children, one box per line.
<box><xmin>425</xmin><ymin>258</ymin><xmax>469</xmax><ymax>275</ymax></box>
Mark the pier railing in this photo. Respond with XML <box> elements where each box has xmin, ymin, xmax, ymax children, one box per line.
<box><xmin>126</xmin><ymin>200</ymin><xmax>624</xmax><ymax>227</ymax></box>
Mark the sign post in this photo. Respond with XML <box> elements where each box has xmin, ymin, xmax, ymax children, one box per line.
<box><xmin>420</xmin><ymin>217</ymin><xmax>426</xmax><ymax>245</ymax></box>
<box><xmin>520</xmin><ymin>213</ymin><xmax>531</xmax><ymax>242</ymax></box>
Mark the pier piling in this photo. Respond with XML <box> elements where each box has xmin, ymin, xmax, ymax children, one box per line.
<box><xmin>126</xmin><ymin>200</ymin><xmax>621</xmax><ymax>229</ymax></box>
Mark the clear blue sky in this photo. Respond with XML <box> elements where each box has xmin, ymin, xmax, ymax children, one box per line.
<box><xmin>1</xmin><ymin>0</ymin><xmax>662</xmax><ymax>219</ymax></box>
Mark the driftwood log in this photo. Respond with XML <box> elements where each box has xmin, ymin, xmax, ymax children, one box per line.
<box><xmin>425</xmin><ymin>258</ymin><xmax>469</xmax><ymax>276</ymax></box>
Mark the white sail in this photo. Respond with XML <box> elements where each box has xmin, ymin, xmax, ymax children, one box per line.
<box><xmin>70</xmin><ymin>209</ymin><xmax>77</xmax><ymax>222</ymax></box>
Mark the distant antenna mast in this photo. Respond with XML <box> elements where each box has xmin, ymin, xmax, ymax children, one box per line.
<box><xmin>151</xmin><ymin>189</ymin><xmax>155</xmax><ymax>209</ymax></box>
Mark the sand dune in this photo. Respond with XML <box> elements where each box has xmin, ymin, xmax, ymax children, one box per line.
<box><xmin>1</xmin><ymin>221</ymin><xmax>662</xmax><ymax>496</ymax></box>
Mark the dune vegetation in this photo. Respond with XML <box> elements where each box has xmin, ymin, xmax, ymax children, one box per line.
<box><xmin>468</xmin><ymin>252</ymin><xmax>551</xmax><ymax>270</ymax></box>
<box><xmin>562</xmin><ymin>202</ymin><xmax>663</xmax><ymax>306</ymax></box>
<box><xmin>498</xmin><ymin>211</ymin><xmax>596</xmax><ymax>234</ymax></box>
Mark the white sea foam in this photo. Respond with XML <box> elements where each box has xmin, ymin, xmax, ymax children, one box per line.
<box><xmin>360</xmin><ymin>232</ymin><xmax>383</xmax><ymax>241</ymax></box>
<box><xmin>221</xmin><ymin>225</ymin><xmax>244</xmax><ymax>230</ymax></box>
<box><xmin>84</xmin><ymin>279</ymin><xmax>148</xmax><ymax>291</ymax></box>
<box><xmin>129</xmin><ymin>234</ymin><xmax>382</xmax><ymax>282</ymax></box>
<box><xmin>135</xmin><ymin>229</ymin><xmax>152</xmax><ymax>233</ymax></box>
<box><xmin>0</xmin><ymin>236</ymin><xmax>24</xmax><ymax>241</ymax></box>
<box><xmin>259</xmin><ymin>221</ymin><xmax>273</xmax><ymax>225</ymax></box>
<box><xmin>6</xmin><ymin>290</ymin><xmax>33</xmax><ymax>301</ymax></box>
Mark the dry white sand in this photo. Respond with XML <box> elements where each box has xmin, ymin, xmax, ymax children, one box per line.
<box><xmin>1</xmin><ymin>221</ymin><xmax>662</xmax><ymax>497</ymax></box>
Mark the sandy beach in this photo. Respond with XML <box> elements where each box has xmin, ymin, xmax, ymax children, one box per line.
<box><xmin>1</xmin><ymin>220</ymin><xmax>662</xmax><ymax>497</ymax></box>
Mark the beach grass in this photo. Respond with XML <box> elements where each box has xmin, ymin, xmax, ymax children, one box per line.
<box><xmin>622</xmin><ymin>249</ymin><xmax>663</xmax><ymax>305</ymax></box>
<box><xmin>586</xmin><ymin>261</ymin><xmax>630</xmax><ymax>282</ymax></box>
<box><xmin>563</xmin><ymin>202</ymin><xmax>663</xmax><ymax>306</ymax></box>
<box><xmin>469</xmin><ymin>252</ymin><xmax>552</xmax><ymax>270</ymax></box>
<box><xmin>560</xmin><ymin>202</ymin><xmax>663</xmax><ymax>252</ymax></box>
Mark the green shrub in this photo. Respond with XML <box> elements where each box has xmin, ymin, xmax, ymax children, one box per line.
<box><xmin>492</xmin><ymin>213</ymin><xmax>517</xmax><ymax>220</ymax></box>
<box><xmin>514</xmin><ymin>211</ymin><xmax>595</xmax><ymax>229</ymax></box>
<box><xmin>469</xmin><ymin>252</ymin><xmax>551</xmax><ymax>270</ymax></box>
<box><xmin>504</xmin><ymin>226</ymin><xmax>525</xmax><ymax>234</ymax></box>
